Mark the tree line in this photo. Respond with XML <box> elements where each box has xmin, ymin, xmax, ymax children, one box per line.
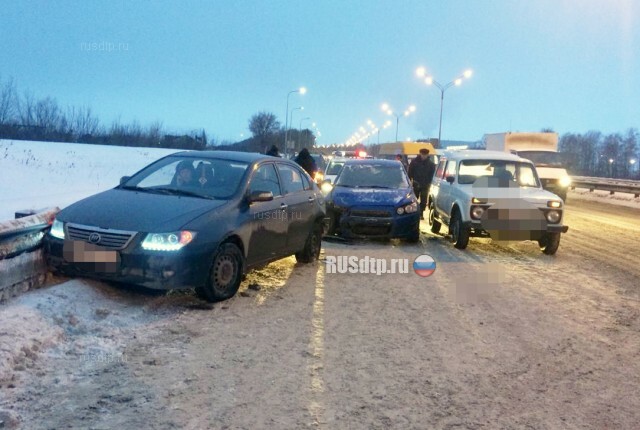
<box><xmin>559</xmin><ymin>129</ymin><xmax>639</xmax><ymax>179</ymax></box>
<box><xmin>0</xmin><ymin>76</ymin><xmax>207</xmax><ymax>150</ymax></box>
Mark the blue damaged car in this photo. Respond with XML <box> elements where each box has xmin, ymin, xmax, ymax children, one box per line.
<box><xmin>323</xmin><ymin>159</ymin><xmax>420</xmax><ymax>242</ymax></box>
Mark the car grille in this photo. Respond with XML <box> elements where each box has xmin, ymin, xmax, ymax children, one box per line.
<box><xmin>66</xmin><ymin>223</ymin><xmax>137</xmax><ymax>250</ymax></box>
<box><xmin>350</xmin><ymin>225</ymin><xmax>392</xmax><ymax>236</ymax></box>
<box><xmin>350</xmin><ymin>209</ymin><xmax>392</xmax><ymax>218</ymax></box>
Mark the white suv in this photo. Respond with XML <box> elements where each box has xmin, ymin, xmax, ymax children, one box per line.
<box><xmin>428</xmin><ymin>150</ymin><xmax>569</xmax><ymax>255</ymax></box>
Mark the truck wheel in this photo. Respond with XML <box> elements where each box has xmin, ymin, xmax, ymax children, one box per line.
<box><xmin>196</xmin><ymin>243</ymin><xmax>244</xmax><ymax>302</ymax></box>
<box><xmin>539</xmin><ymin>232</ymin><xmax>561</xmax><ymax>255</ymax></box>
<box><xmin>428</xmin><ymin>203</ymin><xmax>441</xmax><ymax>234</ymax></box>
<box><xmin>450</xmin><ymin>211</ymin><xmax>469</xmax><ymax>250</ymax></box>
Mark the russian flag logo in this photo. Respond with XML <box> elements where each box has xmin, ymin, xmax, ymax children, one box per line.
<box><xmin>413</xmin><ymin>254</ymin><xmax>436</xmax><ymax>277</ymax></box>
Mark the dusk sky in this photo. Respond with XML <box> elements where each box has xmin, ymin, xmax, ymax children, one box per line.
<box><xmin>1</xmin><ymin>0</ymin><xmax>638</xmax><ymax>146</ymax></box>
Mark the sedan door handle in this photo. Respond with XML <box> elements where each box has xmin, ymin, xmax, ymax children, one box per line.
<box><xmin>280</xmin><ymin>203</ymin><xmax>288</xmax><ymax>210</ymax></box>
<box><xmin>308</xmin><ymin>196</ymin><xmax>315</xmax><ymax>202</ymax></box>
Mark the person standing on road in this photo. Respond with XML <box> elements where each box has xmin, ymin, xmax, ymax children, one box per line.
<box><xmin>266</xmin><ymin>145</ymin><xmax>280</xmax><ymax>157</ymax></box>
<box><xmin>408</xmin><ymin>148</ymin><xmax>436</xmax><ymax>219</ymax></box>
<box><xmin>294</xmin><ymin>148</ymin><xmax>318</xmax><ymax>178</ymax></box>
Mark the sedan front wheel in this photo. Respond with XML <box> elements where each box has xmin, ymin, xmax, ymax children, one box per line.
<box><xmin>196</xmin><ymin>242</ymin><xmax>244</xmax><ymax>302</ymax></box>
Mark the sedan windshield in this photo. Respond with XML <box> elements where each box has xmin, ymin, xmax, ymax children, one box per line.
<box><xmin>335</xmin><ymin>163</ymin><xmax>409</xmax><ymax>188</ymax></box>
<box><xmin>121</xmin><ymin>156</ymin><xmax>249</xmax><ymax>199</ymax></box>
<box><xmin>458</xmin><ymin>160</ymin><xmax>540</xmax><ymax>188</ymax></box>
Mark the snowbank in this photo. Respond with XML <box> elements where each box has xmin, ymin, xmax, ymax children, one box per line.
<box><xmin>1</xmin><ymin>139</ymin><xmax>179</xmax><ymax>221</ymax></box>
<box><xmin>569</xmin><ymin>187</ymin><xmax>640</xmax><ymax>210</ymax></box>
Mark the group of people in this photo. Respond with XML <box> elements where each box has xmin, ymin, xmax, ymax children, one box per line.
<box><xmin>265</xmin><ymin>144</ymin><xmax>318</xmax><ymax>178</ymax></box>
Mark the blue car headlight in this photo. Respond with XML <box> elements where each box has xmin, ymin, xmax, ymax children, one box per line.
<box><xmin>396</xmin><ymin>201</ymin><xmax>418</xmax><ymax>215</ymax></box>
<box><xmin>141</xmin><ymin>231</ymin><xmax>196</xmax><ymax>251</ymax></box>
<box><xmin>49</xmin><ymin>219</ymin><xmax>65</xmax><ymax>239</ymax></box>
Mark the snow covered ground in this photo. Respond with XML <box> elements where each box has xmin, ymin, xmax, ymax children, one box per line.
<box><xmin>0</xmin><ymin>139</ymin><xmax>178</xmax><ymax>222</ymax></box>
<box><xmin>569</xmin><ymin>186</ymin><xmax>640</xmax><ymax>209</ymax></box>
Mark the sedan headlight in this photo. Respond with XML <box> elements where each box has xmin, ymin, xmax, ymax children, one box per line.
<box><xmin>559</xmin><ymin>176</ymin><xmax>572</xmax><ymax>187</ymax></box>
<box><xmin>321</xmin><ymin>182</ymin><xmax>333</xmax><ymax>194</ymax></box>
<box><xmin>545</xmin><ymin>210</ymin><xmax>561</xmax><ymax>224</ymax></box>
<box><xmin>397</xmin><ymin>201</ymin><xmax>418</xmax><ymax>215</ymax></box>
<box><xmin>141</xmin><ymin>231</ymin><xmax>196</xmax><ymax>251</ymax></box>
<box><xmin>49</xmin><ymin>219</ymin><xmax>65</xmax><ymax>239</ymax></box>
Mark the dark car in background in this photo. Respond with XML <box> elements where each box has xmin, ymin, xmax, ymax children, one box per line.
<box><xmin>45</xmin><ymin>151</ymin><xmax>326</xmax><ymax>302</ymax></box>
<box><xmin>323</xmin><ymin>159</ymin><xmax>420</xmax><ymax>242</ymax></box>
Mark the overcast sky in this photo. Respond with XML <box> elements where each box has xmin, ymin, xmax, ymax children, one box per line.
<box><xmin>1</xmin><ymin>0</ymin><xmax>638</xmax><ymax>146</ymax></box>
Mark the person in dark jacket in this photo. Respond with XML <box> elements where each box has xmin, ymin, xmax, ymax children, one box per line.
<box><xmin>266</xmin><ymin>145</ymin><xmax>280</xmax><ymax>157</ymax></box>
<box><xmin>294</xmin><ymin>148</ymin><xmax>318</xmax><ymax>177</ymax></box>
<box><xmin>408</xmin><ymin>148</ymin><xmax>436</xmax><ymax>219</ymax></box>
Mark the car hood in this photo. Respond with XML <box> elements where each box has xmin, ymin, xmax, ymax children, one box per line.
<box><xmin>57</xmin><ymin>188</ymin><xmax>228</xmax><ymax>232</ymax></box>
<box><xmin>467</xmin><ymin>185</ymin><xmax>563</xmax><ymax>205</ymax></box>
<box><xmin>330</xmin><ymin>186</ymin><xmax>412</xmax><ymax>207</ymax></box>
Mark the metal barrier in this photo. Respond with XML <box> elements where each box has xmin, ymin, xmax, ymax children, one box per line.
<box><xmin>0</xmin><ymin>208</ymin><xmax>59</xmax><ymax>301</ymax></box>
<box><xmin>571</xmin><ymin>176</ymin><xmax>640</xmax><ymax>197</ymax></box>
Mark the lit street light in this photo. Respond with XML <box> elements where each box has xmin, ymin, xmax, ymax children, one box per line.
<box><xmin>381</xmin><ymin>103</ymin><xmax>416</xmax><ymax>142</ymax></box>
<box><xmin>284</xmin><ymin>87</ymin><xmax>306</xmax><ymax>153</ymax></box>
<box><xmin>416</xmin><ymin>67</ymin><xmax>472</xmax><ymax>147</ymax></box>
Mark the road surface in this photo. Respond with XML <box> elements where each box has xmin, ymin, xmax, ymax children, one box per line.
<box><xmin>1</xmin><ymin>198</ymin><xmax>639</xmax><ymax>429</ymax></box>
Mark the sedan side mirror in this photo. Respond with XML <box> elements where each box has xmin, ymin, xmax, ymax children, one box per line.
<box><xmin>120</xmin><ymin>176</ymin><xmax>130</xmax><ymax>186</ymax></box>
<box><xmin>445</xmin><ymin>176</ymin><xmax>455</xmax><ymax>184</ymax></box>
<box><xmin>248</xmin><ymin>190</ymin><xmax>274</xmax><ymax>203</ymax></box>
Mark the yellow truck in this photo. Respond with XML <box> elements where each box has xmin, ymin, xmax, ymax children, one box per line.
<box><xmin>377</xmin><ymin>142</ymin><xmax>438</xmax><ymax>165</ymax></box>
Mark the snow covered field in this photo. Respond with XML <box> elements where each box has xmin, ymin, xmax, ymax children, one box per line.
<box><xmin>0</xmin><ymin>139</ymin><xmax>178</xmax><ymax>221</ymax></box>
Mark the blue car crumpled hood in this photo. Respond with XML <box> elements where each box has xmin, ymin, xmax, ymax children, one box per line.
<box><xmin>330</xmin><ymin>186</ymin><xmax>413</xmax><ymax>207</ymax></box>
<box><xmin>57</xmin><ymin>188</ymin><xmax>227</xmax><ymax>232</ymax></box>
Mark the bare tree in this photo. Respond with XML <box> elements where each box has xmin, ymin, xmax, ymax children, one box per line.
<box><xmin>248</xmin><ymin>112</ymin><xmax>280</xmax><ymax>140</ymax></box>
<box><xmin>68</xmin><ymin>106</ymin><xmax>100</xmax><ymax>140</ymax></box>
<box><xmin>0</xmin><ymin>77</ymin><xmax>18</xmax><ymax>125</ymax></box>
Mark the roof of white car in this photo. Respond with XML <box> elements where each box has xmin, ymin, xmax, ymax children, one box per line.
<box><xmin>439</xmin><ymin>149</ymin><xmax>530</xmax><ymax>163</ymax></box>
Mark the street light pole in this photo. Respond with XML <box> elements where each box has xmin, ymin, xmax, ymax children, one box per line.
<box><xmin>289</xmin><ymin>107</ymin><xmax>303</xmax><ymax>152</ymax></box>
<box><xmin>284</xmin><ymin>87</ymin><xmax>306</xmax><ymax>155</ymax></box>
<box><xmin>381</xmin><ymin>103</ymin><xmax>415</xmax><ymax>143</ymax></box>
<box><xmin>416</xmin><ymin>67</ymin><xmax>472</xmax><ymax>147</ymax></box>
<box><xmin>299</xmin><ymin>117</ymin><xmax>311</xmax><ymax>151</ymax></box>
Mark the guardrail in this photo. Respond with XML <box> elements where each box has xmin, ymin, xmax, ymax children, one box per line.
<box><xmin>0</xmin><ymin>208</ymin><xmax>59</xmax><ymax>301</ymax></box>
<box><xmin>571</xmin><ymin>176</ymin><xmax>640</xmax><ymax>198</ymax></box>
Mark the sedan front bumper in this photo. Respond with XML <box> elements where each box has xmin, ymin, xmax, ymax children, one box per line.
<box><xmin>45</xmin><ymin>236</ymin><xmax>213</xmax><ymax>290</ymax></box>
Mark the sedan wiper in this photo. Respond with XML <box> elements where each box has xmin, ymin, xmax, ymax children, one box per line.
<box><xmin>120</xmin><ymin>185</ymin><xmax>150</xmax><ymax>192</ymax></box>
<box><xmin>152</xmin><ymin>187</ymin><xmax>215</xmax><ymax>200</ymax></box>
<box><xmin>366</xmin><ymin>185</ymin><xmax>394</xmax><ymax>189</ymax></box>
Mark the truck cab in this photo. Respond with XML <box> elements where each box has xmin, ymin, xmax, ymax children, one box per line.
<box><xmin>484</xmin><ymin>132</ymin><xmax>571</xmax><ymax>201</ymax></box>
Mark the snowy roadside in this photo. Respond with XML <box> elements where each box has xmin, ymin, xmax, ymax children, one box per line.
<box><xmin>569</xmin><ymin>187</ymin><xmax>640</xmax><ymax>209</ymax></box>
<box><xmin>0</xmin><ymin>139</ymin><xmax>178</xmax><ymax>221</ymax></box>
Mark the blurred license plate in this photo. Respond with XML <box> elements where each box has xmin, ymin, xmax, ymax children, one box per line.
<box><xmin>63</xmin><ymin>240</ymin><xmax>120</xmax><ymax>272</ymax></box>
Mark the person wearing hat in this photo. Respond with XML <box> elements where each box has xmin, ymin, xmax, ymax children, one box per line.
<box><xmin>408</xmin><ymin>148</ymin><xmax>436</xmax><ymax>219</ymax></box>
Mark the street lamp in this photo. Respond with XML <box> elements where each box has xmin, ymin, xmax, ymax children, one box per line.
<box><xmin>299</xmin><ymin>117</ymin><xmax>311</xmax><ymax>149</ymax></box>
<box><xmin>381</xmin><ymin>103</ymin><xmax>416</xmax><ymax>142</ymax></box>
<box><xmin>289</xmin><ymin>106</ymin><xmax>304</xmax><ymax>141</ymax></box>
<box><xmin>416</xmin><ymin>67</ymin><xmax>472</xmax><ymax>147</ymax></box>
<box><xmin>284</xmin><ymin>87</ymin><xmax>306</xmax><ymax>152</ymax></box>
